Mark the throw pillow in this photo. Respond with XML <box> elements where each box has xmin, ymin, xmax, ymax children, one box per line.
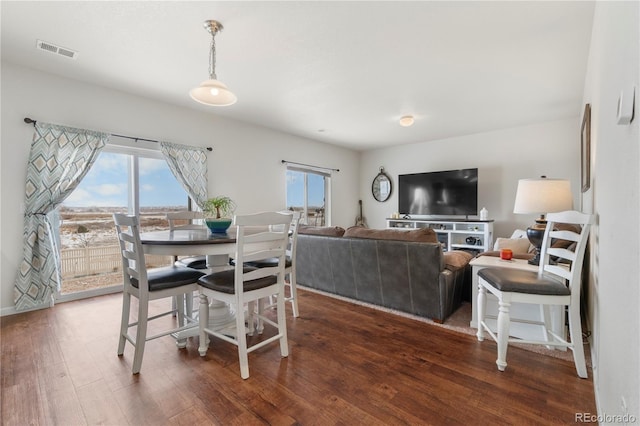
<box><xmin>493</xmin><ymin>237</ymin><xmax>532</xmax><ymax>254</ymax></box>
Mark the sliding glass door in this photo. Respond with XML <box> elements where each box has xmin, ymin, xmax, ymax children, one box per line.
<box><xmin>56</xmin><ymin>143</ymin><xmax>190</xmax><ymax>300</ymax></box>
<box><xmin>286</xmin><ymin>166</ymin><xmax>330</xmax><ymax>226</ymax></box>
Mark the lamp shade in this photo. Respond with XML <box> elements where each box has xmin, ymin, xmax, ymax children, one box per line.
<box><xmin>189</xmin><ymin>79</ymin><xmax>237</xmax><ymax>106</ymax></box>
<box><xmin>513</xmin><ymin>178</ymin><xmax>573</xmax><ymax>214</ymax></box>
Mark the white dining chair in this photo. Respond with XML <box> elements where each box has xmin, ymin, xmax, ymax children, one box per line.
<box><xmin>197</xmin><ymin>211</ymin><xmax>292</xmax><ymax>379</ymax></box>
<box><xmin>476</xmin><ymin>210</ymin><xmax>593</xmax><ymax>377</ymax></box>
<box><xmin>166</xmin><ymin>210</ymin><xmax>207</xmax><ymax>318</ymax></box>
<box><xmin>113</xmin><ymin>213</ymin><xmax>205</xmax><ymax>374</ymax></box>
<box><xmin>166</xmin><ymin>210</ymin><xmax>207</xmax><ymax>270</ymax></box>
<box><xmin>248</xmin><ymin>210</ymin><xmax>302</xmax><ymax>323</ymax></box>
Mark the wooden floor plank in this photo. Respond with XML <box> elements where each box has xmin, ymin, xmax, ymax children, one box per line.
<box><xmin>1</xmin><ymin>288</ymin><xmax>596</xmax><ymax>425</ymax></box>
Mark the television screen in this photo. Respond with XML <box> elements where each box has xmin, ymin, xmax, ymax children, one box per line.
<box><xmin>398</xmin><ymin>168</ymin><xmax>478</xmax><ymax>216</ymax></box>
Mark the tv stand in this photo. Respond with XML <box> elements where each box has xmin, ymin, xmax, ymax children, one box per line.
<box><xmin>386</xmin><ymin>218</ymin><xmax>494</xmax><ymax>253</ymax></box>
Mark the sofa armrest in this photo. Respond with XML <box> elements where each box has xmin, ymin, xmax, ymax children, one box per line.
<box><xmin>443</xmin><ymin>250</ymin><xmax>474</xmax><ymax>271</ymax></box>
<box><xmin>436</xmin><ymin>269</ymin><xmax>462</xmax><ymax>323</ymax></box>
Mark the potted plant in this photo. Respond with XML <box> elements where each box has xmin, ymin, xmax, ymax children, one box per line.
<box><xmin>203</xmin><ymin>195</ymin><xmax>236</xmax><ymax>233</ymax></box>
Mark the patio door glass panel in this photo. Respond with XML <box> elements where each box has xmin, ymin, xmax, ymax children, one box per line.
<box><xmin>286</xmin><ymin>167</ymin><xmax>329</xmax><ymax>226</ymax></box>
<box><xmin>57</xmin><ymin>145</ymin><xmax>189</xmax><ymax>299</ymax></box>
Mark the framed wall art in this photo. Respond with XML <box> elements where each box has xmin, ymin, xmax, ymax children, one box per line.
<box><xmin>581</xmin><ymin>103</ymin><xmax>591</xmax><ymax>193</ymax></box>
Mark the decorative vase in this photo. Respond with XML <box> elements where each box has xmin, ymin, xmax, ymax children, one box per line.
<box><xmin>205</xmin><ymin>218</ymin><xmax>232</xmax><ymax>234</ymax></box>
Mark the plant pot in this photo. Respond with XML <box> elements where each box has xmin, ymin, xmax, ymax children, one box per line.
<box><xmin>205</xmin><ymin>218</ymin><xmax>232</xmax><ymax>234</ymax></box>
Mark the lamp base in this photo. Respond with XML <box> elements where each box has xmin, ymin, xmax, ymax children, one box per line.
<box><xmin>526</xmin><ymin>222</ymin><xmax>546</xmax><ymax>266</ymax></box>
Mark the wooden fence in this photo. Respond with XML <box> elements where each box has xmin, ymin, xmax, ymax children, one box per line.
<box><xmin>60</xmin><ymin>245</ymin><xmax>173</xmax><ymax>278</ymax></box>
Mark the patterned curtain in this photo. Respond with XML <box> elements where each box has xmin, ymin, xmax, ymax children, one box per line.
<box><xmin>159</xmin><ymin>141</ymin><xmax>208</xmax><ymax>209</ymax></box>
<box><xmin>14</xmin><ymin>122</ymin><xmax>109</xmax><ymax>310</ymax></box>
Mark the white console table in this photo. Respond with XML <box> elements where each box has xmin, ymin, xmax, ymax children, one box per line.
<box><xmin>469</xmin><ymin>256</ymin><xmax>565</xmax><ymax>343</ymax></box>
<box><xmin>386</xmin><ymin>218</ymin><xmax>493</xmax><ymax>253</ymax></box>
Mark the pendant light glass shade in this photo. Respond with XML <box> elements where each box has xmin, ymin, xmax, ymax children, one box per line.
<box><xmin>190</xmin><ymin>20</ymin><xmax>236</xmax><ymax>106</ymax></box>
<box><xmin>190</xmin><ymin>79</ymin><xmax>237</xmax><ymax>106</ymax></box>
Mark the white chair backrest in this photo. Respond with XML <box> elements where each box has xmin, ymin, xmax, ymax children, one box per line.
<box><xmin>113</xmin><ymin>213</ymin><xmax>148</xmax><ymax>291</ymax></box>
<box><xmin>286</xmin><ymin>211</ymin><xmax>301</xmax><ymax>260</ymax></box>
<box><xmin>166</xmin><ymin>211</ymin><xmax>205</xmax><ymax>231</ymax></box>
<box><xmin>233</xmin><ymin>212</ymin><xmax>293</xmax><ymax>296</ymax></box>
<box><xmin>539</xmin><ymin>210</ymin><xmax>594</xmax><ymax>300</ymax></box>
<box><xmin>271</xmin><ymin>210</ymin><xmax>301</xmax><ymax>259</ymax></box>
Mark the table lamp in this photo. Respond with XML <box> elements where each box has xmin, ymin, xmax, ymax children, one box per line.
<box><xmin>513</xmin><ymin>176</ymin><xmax>573</xmax><ymax>265</ymax></box>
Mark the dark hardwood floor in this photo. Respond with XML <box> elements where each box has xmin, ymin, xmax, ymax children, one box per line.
<box><xmin>1</xmin><ymin>288</ymin><xmax>596</xmax><ymax>425</ymax></box>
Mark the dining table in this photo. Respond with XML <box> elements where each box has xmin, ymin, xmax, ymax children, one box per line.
<box><xmin>140</xmin><ymin>227</ymin><xmax>244</xmax><ymax>339</ymax></box>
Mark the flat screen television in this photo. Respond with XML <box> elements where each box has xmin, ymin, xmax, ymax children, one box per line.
<box><xmin>398</xmin><ymin>168</ymin><xmax>478</xmax><ymax>217</ymax></box>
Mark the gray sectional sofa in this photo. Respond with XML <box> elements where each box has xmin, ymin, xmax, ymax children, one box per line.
<box><xmin>295</xmin><ymin>226</ymin><xmax>473</xmax><ymax>322</ymax></box>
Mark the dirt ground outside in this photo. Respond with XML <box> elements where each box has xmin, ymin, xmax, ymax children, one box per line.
<box><xmin>61</xmin><ymin>271</ymin><xmax>123</xmax><ymax>294</ymax></box>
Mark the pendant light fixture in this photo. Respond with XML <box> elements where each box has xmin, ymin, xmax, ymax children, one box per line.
<box><xmin>190</xmin><ymin>20</ymin><xmax>237</xmax><ymax>106</ymax></box>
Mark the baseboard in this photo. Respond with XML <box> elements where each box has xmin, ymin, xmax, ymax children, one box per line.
<box><xmin>1</xmin><ymin>301</ymin><xmax>50</xmax><ymax>317</ymax></box>
<box><xmin>1</xmin><ymin>285</ymin><xmax>122</xmax><ymax>317</ymax></box>
<box><xmin>54</xmin><ymin>285</ymin><xmax>122</xmax><ymax>304</ymax></box>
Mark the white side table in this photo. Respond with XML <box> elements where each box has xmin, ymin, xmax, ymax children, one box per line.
<box><xmin>470</xmin><ymin>256</ymin><xmax>565</xmax><ymax>342</ymax></box>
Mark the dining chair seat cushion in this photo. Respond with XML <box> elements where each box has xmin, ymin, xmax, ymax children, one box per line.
<box><xmin>478</xmin><ymin>267</ymin><xmax>570</xmax><ymax>296</ymax></box>
<box><xmin>130</xmin><ymin>266</ymin><xmax>205</xmax><ymax>291</ymax></box>
<box><xmin>198</xmin><ymin>267</ymin><xmax>278</xmax><ymax>294</ymax></box>
<box><xmin>175</xmin><ymin>256</ymin><xmax>208</xmax><ymax>270</ymax></box>
<box><xmin>231</xmin><ymin>256</ymin><xmax>292</xmax><ymax>269</ymax></box>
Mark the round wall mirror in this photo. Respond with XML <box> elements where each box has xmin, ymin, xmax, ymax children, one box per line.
<box><xmin>372</xmin><ymin>167</ymin><xmax>392</xmax><ymax>202</ymax></box>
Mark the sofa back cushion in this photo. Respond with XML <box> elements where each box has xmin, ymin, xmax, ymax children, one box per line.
<box><xmin>493</xmin><ymin>237</ymin><xmax>532</xmax><ymax>254</ymax></box>
<box><xmin>343</xmin><ymin>226</ymin><xmax>438</xmax><ymax>243</ymax></box>
<box><xmin>298</xmin><ymin>225</ymin><xmax>346</xmax><ymax>237</ymax></box>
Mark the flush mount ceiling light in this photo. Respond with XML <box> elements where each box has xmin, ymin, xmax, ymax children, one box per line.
<box><xmin>399</xmin><ymin>115</ymin><xmax>415</xmax><ymax>127</ymax></box>
<box><xmin>190</xmin><ymin>20</ymin><xmax>237</xmax><ymax>106</ymax></box>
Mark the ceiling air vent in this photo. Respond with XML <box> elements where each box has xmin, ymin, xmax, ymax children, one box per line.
<box><xmin>36</xmin><ymin>40</ymin><xmax>78</xmax><ymax>60</ymax></box>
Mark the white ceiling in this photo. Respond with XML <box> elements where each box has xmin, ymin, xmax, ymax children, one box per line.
<box><xmin>1</xmin><ymin>1</ymin><xmax>595</xmax><ymax>151</ymax></box>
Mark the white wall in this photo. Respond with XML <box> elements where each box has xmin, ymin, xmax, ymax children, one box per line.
<box><xmin>360</xmin><ymin>119</ymin><xmax>580</xmax><ymax>239</ymax></box>
<box><xmin>0</xmin><ymin>62</ymin><xmax>360</xmax><ymax>312</ymax></box>
<box><xmin>582</xmin><ymin>1</ymin><xmax>639</xmax><ymax>420</ymax></box>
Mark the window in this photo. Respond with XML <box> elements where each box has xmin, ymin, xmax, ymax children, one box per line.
<box><xmin>286</xmin><ymin>166</ymin><xmax>330</xmax><ymax>226</ymax></box>
<box><xmin>57</xmin><ymin>141</ymin><xmax>190</xmax><ymax>298</ymax></box>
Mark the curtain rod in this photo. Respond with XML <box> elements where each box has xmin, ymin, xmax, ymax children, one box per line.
<box><xmin>281</xmin><ymin>160</ymin><xmax>340</xmax><ymax>172</ymax></box>
<box><xmin>23</xmin><ymin>117</ymin><xmax>213</xmax><ymax>152</ymax></box>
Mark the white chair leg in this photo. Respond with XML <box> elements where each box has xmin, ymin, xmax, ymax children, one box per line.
<box><xmin>132</xmin><ymin>298</ymin><xmax>149</xmax><ymax>374</ymax></box>
<box><xmin>198</xmin><ymin>293</ymin><xmax>210</xmax><ymax>357</ymax></box>
<box><xmin>257</xmin><ymin>299</ymin><xmax>265</xmax><ymax>334</ymax></box>
<box><xmin>174</xmin><ymin>294</ymin><xmax>188</xmax><ymax>348</ymax></box>
<box><xmin>118</xmin><ymin>291</ymin><xmax>131</xmax><ymax>355</ymax></box>
<box><xmin>541</xmin><ymin>304</ymin><xmax>554</xmax><ymax>350</ymax></box>
<box><xmin>277</xmin><ymin>285</ymin><xmax>289</xmax><ymax>358</ymax></box>
<box><xmin>176</xmin><ymin>294</ymin><xmax>185</xmax><ymax>326</ymax></box>
<box><xmin>236</xmin><ymin>305</ymin><xmax>250</xmax><ymax>379</ymax></box>
<box><xmin>247</xmin><ymin>301</ymin><xmax>256</xmax><ymax>336</ymax></box>
<box><xmin>568</xmin><ymin>305</ymin><xmax>588</xmax><ymax>378</ymax></box>
<box><xmin>477</xmin><ymin>284</ymin><xmax>486</xmax><ymax>341</ymax></box>
<box><xmin>171</xmin><ymin>296</ymin><xmax>177</xmax><ymax>317</ymax></box>
<box><xmin>496</xmin><ymin>299</ymin><xmax>511</xmax><ymax>372</ymax></box>
<box><xmin>185</xmin><ymin>291</ymin><xmax>193</xmax><ymax>322</ymax></box>
<box><xmin>289</xmin><ymin>270</ymin><xmax>299</xmax><ymax>318</ymax></box>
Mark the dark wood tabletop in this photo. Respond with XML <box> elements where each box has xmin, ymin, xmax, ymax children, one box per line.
<box><xmin>140</xmin><ymin>228</ymin><xmax>236</xmax><ymax>245</ymax></box>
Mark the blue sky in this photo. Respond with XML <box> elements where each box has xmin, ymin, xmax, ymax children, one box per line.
<box><xmin>63</xmin><ymin>152</ymin><xmax>188</xmax><ymax>208</ymax></box>
<box><xmin>64</xmin><ymin>152</ymin><xmax>326</xmax><ymax>209</ymax></box>
<box><xmin>286</xmin><ymin>170</ymin><xmax>325</xmax><ymax>208</ymax></box>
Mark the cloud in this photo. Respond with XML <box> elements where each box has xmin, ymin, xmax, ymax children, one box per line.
<box><xmin>95</xmin><ymin>183</ymin><xmax>126</xmax><ymax>196</ymax></box>
<box><xmin>64</xmin><ymin>188</ymin><xmax>92</xmax><ymax>205</ymax></box>
<box><xmin>139</xmin><ymin>157</ymin><xmax>168</xmax><ymax>175</ymax></box>
<box><xmin>91</xmin><ymin>153</ymin><xmax>126</xmax><ymax>174</ymax></box>
<box><xmin>62</xmin><ymin>183</ymin><xmax>127</xmax><ymax>207</ymax></box>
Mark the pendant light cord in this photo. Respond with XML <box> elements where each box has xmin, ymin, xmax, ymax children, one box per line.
<box><xmin>209</xmin><ymin>35</ymin><xmax>217</xmax><ymax>80</ymax></box>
